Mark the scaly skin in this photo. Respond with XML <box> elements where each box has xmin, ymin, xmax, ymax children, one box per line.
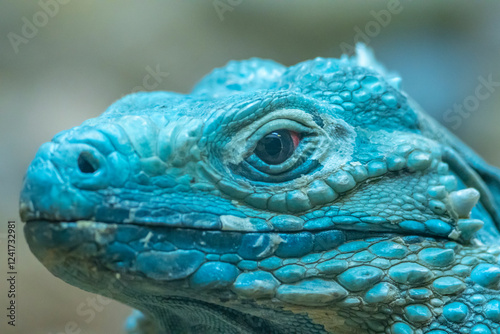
<box><xmin>20</xmin><ymin>45</ymin><xmax>500</xmax><ymax>334</ymax></box>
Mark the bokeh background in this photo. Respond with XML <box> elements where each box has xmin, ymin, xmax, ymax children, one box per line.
<box><xmin>1</xmin><ymin>1</ymin><xmax>500</xmax><ymax>333</ymax></box>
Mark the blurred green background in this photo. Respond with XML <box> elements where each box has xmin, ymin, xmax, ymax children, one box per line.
<box><xmin>1</xmin><ymin>1</ymin><xmax>500</xmax><ymax>333</ymax></box>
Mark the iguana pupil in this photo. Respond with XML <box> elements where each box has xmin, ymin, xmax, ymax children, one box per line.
<box><xmin>255</xmin><ymin>129</ymin><xmax>295</xmax><ymax>165</ymax></box>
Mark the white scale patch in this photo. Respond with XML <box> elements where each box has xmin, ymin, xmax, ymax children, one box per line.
<box><xmin>220</xmin><ymin>215</ymin><xmax>258</xmax><ymax>231</ymax></box>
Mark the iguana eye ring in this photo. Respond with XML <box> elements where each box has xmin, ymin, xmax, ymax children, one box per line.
<box><xmin>243</xmin><ymin>119</ymin><xmax>316</xmax><ymax>178</ymax></box>
<box><xmin>254</xmin><ymin>129</ymin><xmax>300</xmax><ymax>165</ymax></box>
<box><xmin>223</xmin><ymin>108</ymin><xmax>351</xmax><ymax>183</ymax></box>
<box><xmin>236</xmin><ymin>123</ymin><xmax>320</xmax><ymax>182</ymax></box>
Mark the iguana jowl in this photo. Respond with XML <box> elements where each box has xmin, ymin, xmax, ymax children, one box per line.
<box><xmin>20</xmin><ymin>45</ymin><xmax>500</xmax><ymax>333</ymax></box>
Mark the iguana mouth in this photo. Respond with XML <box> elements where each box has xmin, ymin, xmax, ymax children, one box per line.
<box><xmin>24</xmin><ymin>220</ymin><xmax>453</xmax><ymax>283</ymax></box>
<box><xmin>24</xmin><ymin>217</ymin><xmax>456</xmax><ymax>261</ymax></box>
<box><xmin>23</xmin><ymin>213</ymin><xmax>463</xmax><ymax>240</ymax></box>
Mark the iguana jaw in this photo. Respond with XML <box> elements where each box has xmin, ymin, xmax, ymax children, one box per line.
<box><xmin>23</xmin><ymin>217</ymin><xmax>493</xmax><ymax>334</ymax></box>
<box><xmin>23</xmin><ymin>218</ymin><xmax>464</xmax><ymax>287</ymax></box>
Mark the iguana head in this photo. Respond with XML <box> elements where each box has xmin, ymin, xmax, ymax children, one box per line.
<box><xmin>20</xmin><ymin>45</ymin><xmax>500</xmax><ymax>333</ymax></box>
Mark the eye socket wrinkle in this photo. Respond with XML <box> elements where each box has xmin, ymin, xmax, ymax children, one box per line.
<box><xmin>229</xmin><ymin>158</ymin><xmax>321</xmax><ymax>184</ymax></box>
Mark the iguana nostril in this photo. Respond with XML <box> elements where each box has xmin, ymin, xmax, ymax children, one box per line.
<box><xmin>77</xmin><ymin>151</ymin><xmax>99</xmax><ymax>174</ymax></box>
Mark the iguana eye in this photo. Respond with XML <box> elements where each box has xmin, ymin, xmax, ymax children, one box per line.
<box><xmin>235</xmin><ymin>120</ymin><xmax>319</xmax><ymax>182</ymax></box>
<box><xmin>254</xmin><ymin>129</ymin><xmax>300</xmax><ymax>165</ymax></box>
<box><xmin>223</xmin><ymin>109</ymin><xmax>347</xmax><ymax>183</ymax></box>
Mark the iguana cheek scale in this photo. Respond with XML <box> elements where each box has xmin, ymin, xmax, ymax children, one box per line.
<box><xmin>19</xmin><ymin>45</ymin><xmax>500</xmax><ymax>333</ymax></box>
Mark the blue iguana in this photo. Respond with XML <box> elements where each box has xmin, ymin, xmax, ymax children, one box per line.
<box><xmin>20</xmin><ymin>45</ymin><xmax>500</xmax><ymax>333</ymax></box>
